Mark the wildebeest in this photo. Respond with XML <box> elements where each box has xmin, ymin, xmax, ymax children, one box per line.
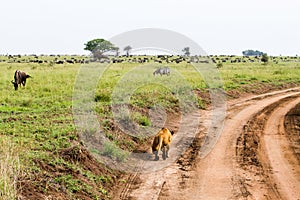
<box><xmin>153</xmin><ymin>67</ymin><xmax>170</xmax><ymax>76</ymax></box>
<box><xmin>152</xmin><ymin>127</ymin><xmax>174</xmax><ymax>160</ymax></box>
<box><xmin>11</xmin><ymin>70</ymin><xmax>31</xmax><ymax>90</ymax></box>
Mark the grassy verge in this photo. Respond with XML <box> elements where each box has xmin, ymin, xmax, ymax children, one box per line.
<box><xmin>0</xmin><ymin>56</ymin><xmax>299</xmax><ymax>199</ymax></box>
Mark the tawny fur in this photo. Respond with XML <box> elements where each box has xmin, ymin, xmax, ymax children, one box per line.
<box><xmin>152</xmin><ymin>128</ymin><xmax>174</xmax><ymax>160</ymax></box>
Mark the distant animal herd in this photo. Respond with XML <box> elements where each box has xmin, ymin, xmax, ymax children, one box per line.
<box><xmin>1</xmin><ymin>54</ymin><xmax>299</xmax><ymax>66</ymax></box>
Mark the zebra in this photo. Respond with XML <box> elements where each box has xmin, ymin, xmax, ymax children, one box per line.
<box><xmin>153</xmin><ymin>67</ymin><xmax>170</xmax><ymax>76</ymax></box>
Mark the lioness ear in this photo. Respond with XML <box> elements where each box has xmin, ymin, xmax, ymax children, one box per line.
<box><xmin>171</xmin><ymin>130</ymin><xmax>175</xmax><ymax>135</ymax></box>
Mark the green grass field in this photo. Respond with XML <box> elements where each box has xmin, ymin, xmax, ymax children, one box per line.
<box><xmin>0</xmin><ymin>56</ymin><xmax>299</xmax><ymax>199</ymax></box>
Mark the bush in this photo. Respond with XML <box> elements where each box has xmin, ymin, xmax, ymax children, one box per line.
<box><xmin>132</xmin><ymin>112</ymin><xmax>151</xmax><ymax>126</ymax></box>
<box><xmin>101</xmin><ymin>141</ymin><xmax>129</xmax><ymax>161</ymax></box>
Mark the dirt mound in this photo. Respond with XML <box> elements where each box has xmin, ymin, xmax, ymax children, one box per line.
<box><xmin>227</xmin><ymin>82</ymin><xmax>299</xmax><ymax>99</ymax></box>
<box><xmin>284</xmin><ymin>103</ymin><xmax>300</xmax><ymax>161</ymax></box>
<box><xmin>17</xmin><ymin>145</ymin><xmax>122</xmax><ymax>200</ymax></box>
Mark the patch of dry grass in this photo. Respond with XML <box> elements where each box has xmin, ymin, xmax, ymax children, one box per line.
<box><xmin>0</xmin><ymin>137</ymin><xmax>21</xmax><ymax>200</ymax></box>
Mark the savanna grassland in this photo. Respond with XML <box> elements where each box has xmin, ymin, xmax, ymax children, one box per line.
<box><xmin>0</xmin><ymin>55</ymin><xmax>300</xmax><ymax>199</ymax></box>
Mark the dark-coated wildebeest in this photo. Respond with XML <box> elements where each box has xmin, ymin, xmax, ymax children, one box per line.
<box><xmin>153</xmin><ymin>67</ymin><xmax>170</xmax><ymax>76</ymax></box>
<box><xmin>11</xmin><ymin>70</ymin><xmax>31</xmax><ymax>90</ymax></box>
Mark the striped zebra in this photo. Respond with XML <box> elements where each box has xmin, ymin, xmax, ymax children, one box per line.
<box><xmin>153</xmin><ymin>67</ymin><xmax>170</xmax><ymax>76</ymax></box>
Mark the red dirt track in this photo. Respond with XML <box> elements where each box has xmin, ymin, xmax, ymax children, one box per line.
<box><xmin>114</xmin><ymin>87</ymin><xmax>300</xmax><ymax>200</ymax></box>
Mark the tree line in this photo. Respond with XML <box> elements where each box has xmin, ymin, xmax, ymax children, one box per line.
<box><xmin>84</xmin><ymin>38</ymin><xmax>191</xmax><ymax>60</ymax></box>
<box><xmin>84</xmin><ymin>38</ymin><xmax>269</xmax><ymax>63</ymax></box>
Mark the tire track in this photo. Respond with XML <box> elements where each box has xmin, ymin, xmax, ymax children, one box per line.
<box><xmin>196</xmin><ymin>91</ymin><xmax>299</xmax><ymax>200</ymax></box>
<box><xmin>262</xmin><ymin>97</ymin><xmax>300</xmax><ymax>199</ymax></box>
<box><xmin>113</xmin><ymin>87</ymin><xmax>300</xmax><ymax>200</ymax></box>
<box><xmin>236</xmin><ymin>94</ymin><xmax>300</xmax><ymax>199</ymax></box>
<box><xmin>284</xmin><ymin>103</ymin><xmax>300</xmax><ymax>161</ymax></box>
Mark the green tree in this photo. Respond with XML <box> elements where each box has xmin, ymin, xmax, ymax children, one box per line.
<box><xmin>242</xmin><ymin>50</ymin><xmax>263</xmax><ymax>56</ymax></box>
<box><xmin>84</xmin><ymin>38</ymin><xmax>118</xmax><ymax>60</ymax></box>
<box><xmin>182</xmin><ymin>47</ymin><xmax>190</xmax><ymax>56</ymax></box>
<box><xmin>123</xmin><ymin>45</ymin><xmax>132</xmax><ymax>56</ymax></box>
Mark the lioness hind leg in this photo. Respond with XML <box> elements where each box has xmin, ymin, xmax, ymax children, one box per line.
<box><xmin>166</xmin><ymin>145</ymin><xmax>170</xmax><ymax>158</ymax></box>
<box><xmin>162</xmin><ymin>147</ymin><xmax>167</xmax><ymax>160</ymax></box>
<box><xmin>154</xmin><ymin>151</ymin><xmax>159</xmax><ymax>161</ymax></box>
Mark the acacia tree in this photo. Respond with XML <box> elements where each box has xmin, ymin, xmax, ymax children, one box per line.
<box><xmin>124</xmin><ymin>45</ymin><xmax>132</xmax><ymax>56</ymax></box>
<box><xmin>115</xmin><ymin>47</ymin><xmax>120</xmax><ymax>57</ymax></box>
<box><xmin>84</xmin><ymin>38</ymin><xmax>118</xmax><ymax>60</ymax></box>
<box><xmin>242</xmin><ymin>50</ymin><xmax>263</xmax><ymax>56</ymax></box>
<box><xmin>182</xmin><ymin>47</ymin><xmax>190</xmax><ymax>56</ymax></box>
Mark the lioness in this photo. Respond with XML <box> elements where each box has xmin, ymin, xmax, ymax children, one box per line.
<box><xmin>152</xmin><ymin>127</ymin><xmax>174</xmax><ymax>160</ymax></box>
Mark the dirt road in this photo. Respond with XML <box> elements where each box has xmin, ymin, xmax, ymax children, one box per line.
<box><xmin>114</xmin><ymin>87</ymin><xmax>300</xmax><ymax>200</ymax></box>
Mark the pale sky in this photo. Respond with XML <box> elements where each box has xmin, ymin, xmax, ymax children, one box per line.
<box><xmin>0</xmin><ymin>0</ymin><xmax>299</xmax><ymax>56</ymax></box>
